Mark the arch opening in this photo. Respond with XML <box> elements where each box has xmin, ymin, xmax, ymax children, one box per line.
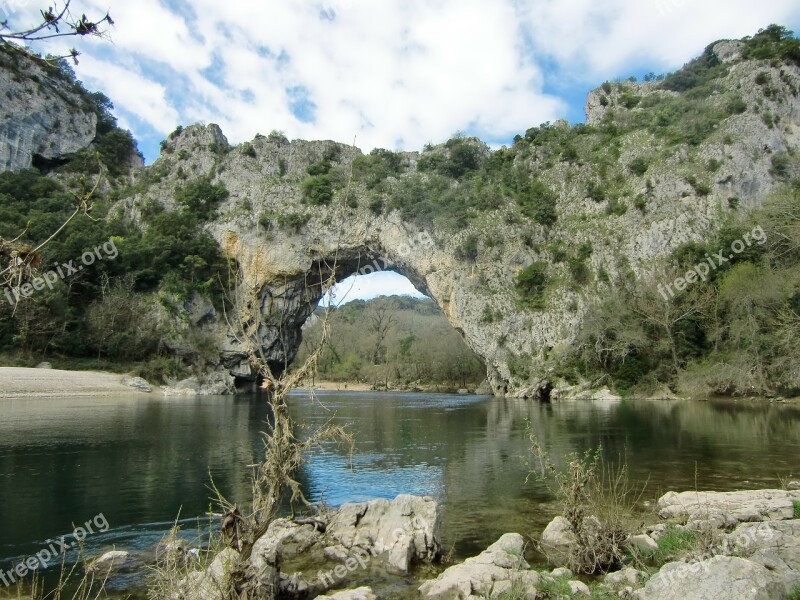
<box><xmin>289</xmin><ymin>267</ymin><xmax>486</xmax><ymax>392</ymax></box>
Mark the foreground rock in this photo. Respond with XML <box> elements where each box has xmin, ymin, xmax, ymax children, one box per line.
<box><xmin>657</xmin><ymin>489</ymin><xmax>800</xmax><ymax>523</ymax></box>
<box><xmin>722</xmin><ymin>520</ymin><xmax>800</xmax><ymax>594</ymax></box>
<box><xmin>633</xmin><ymin>556</ymin><xmax>784</xmax><ymax>600</ymax></box>
<box><xmin>316</xmin><ymin>588</ymin><xmax>376</xmax><ymax>600</ymax></box>
<box><xmin>177</xmin><ymin>495</ymin><xmax>441</xmax><ymax>600</ymax></box>
<box><xmin>418</xmin><ymin>533</ymin><xmax>537</xmax><ymax>599</ymax></box>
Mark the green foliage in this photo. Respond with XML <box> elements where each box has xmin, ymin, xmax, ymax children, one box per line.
<box><xmin>0</xmin><ymin>166</ymin><xmax>229</xmax><ymax>363</ymax></box>
<box><xmin>619</xmin><ymin>92</ymin><xmax>642</xmax><ymax>109</ymax></box>
<box><xmin>418</xmin><ymin>136</ymin><xmax>484</xmax><ymax>179</ymax></box>
<box><xmin>353</xmin><ymin>148</ymin><xmax>404</xmax><ymax>189</ymax></box>
<box><xmin>661</xmin><ymin>47</ymin><xmax>728</xmax><ymax>93</ymax></box>
<box><xmin>606</xmin><ymin>198</ymin><xmax>628</xmax><ymax>216</ymax></box>
<box><xmin>301</xmin><ymin>174</ymin><xmax>334</xmax><ymax>205</ymax></box>
<box><xmin>174</xmin><ymin>177</ymin><xmax>229</xmax><ymax>220</ymax></box>
<box><xmin>789</xmin><ymin>583</ymin><xmax>800</xmax><ymax>600</ymax></box>
<box><xmin>276</xmin><ymin>212</ymin><xmax>311</xmax><ymax>232</ymax></box>
<box><xmin>629</xmin><ymin>157</ymin><xmax>650</xmax><ymax>176</ymax></box>
<box><xmin>455</xmin><ymin>234</ymin><xmax>479</xmax><ymax>262</ymax></box>
<box><xmin>241</xmin><ymin>143</ymin><xmax>257</xmax><ymax>158</ymax></box>
<box><xmin>771</xmin><ymin>153</ymin><xmax>792</xmax><ymax>178</ymax></box>
<box><xmin>793</xmin><ymin>500</ymin><xmax>800</xmax><ymax>519</ymax></box>
<box><xmin>685</xmin><ymin>175</ymin><xmax>712</xmax><ymax>196</ymax></box>
<box><xmin>655</xmin><ymin>527</ymin><xmax>697</xmax><ymax>561</ymax></box>
<box><xmin>726</xmin><ymin>96</ymin><xmax>748</xmax><ymax>115</ymax></box>
<box><xmin>518</xmin><ymin>179</ymin><xmax>558</xmax><ymax>225</ymax></box>
<box><xmin>741</xmin><ymin>25</ymin><xmax>800</xmax><ymax>66</ymax></box>
<box><xmin>516</xmin><ymin>262</ymin><xmax>550</xmax><ymax>309</ymax></box>
<box><xmin>294</xmin><ymin>297</ymin><xmax>485</xmax><ymax>387</ymax></box>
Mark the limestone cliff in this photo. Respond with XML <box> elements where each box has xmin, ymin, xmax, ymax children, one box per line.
<box><xmin>0</xmin><ymin>45</ymin><xmax>98</xmax><ymax>171</ymax></box>
<box><xmin>3</xmin><ymin>35</ymin><xmax>800</xmax><ymax>397</ymax></box>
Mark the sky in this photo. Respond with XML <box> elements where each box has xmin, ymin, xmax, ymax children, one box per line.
<box><xmin>5</xmin><ymin>0</ymin><xmax>800</xmax><ymax>303</ymax></box>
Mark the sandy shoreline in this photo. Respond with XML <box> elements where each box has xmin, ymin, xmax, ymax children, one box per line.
<box><xmin>294</xmin><ymin>380</ymin><xmax>374</xmax><ymax>392</ymax></box>
<box><xmin>0</xmin><ymin>367</ymin><xmax>152</xmax><ymax>398</ymax></box>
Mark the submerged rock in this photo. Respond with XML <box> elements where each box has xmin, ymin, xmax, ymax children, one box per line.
<box><xmin>316</xmin><ymin>587</ymin><xmax>376</xmax><ymax>600</ymax></box>
<box><xmin>87</xmin><ymin>550</ymin><xmax>129</xmax><ymax>573</ymax></box>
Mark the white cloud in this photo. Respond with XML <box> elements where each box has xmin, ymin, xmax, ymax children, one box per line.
<box><xmin>520</xmin><ymin>0</ymin><xmax>800</xmax><ymax>78</ymax></box>
<box><xmin>13</xmin><ymin>0</ymin><xmax>800</xmax><ymax>153</ymax></box>
<box><xmin>76</xmin><ymin>55</ymin><xmax>180</xmax><ymax>133</ymax></box>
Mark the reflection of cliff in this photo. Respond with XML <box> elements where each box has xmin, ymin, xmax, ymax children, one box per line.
<box><xmin>0</xmin><ymin>396</ymin><xmax>267</xmax><ymax>550</ymax></box>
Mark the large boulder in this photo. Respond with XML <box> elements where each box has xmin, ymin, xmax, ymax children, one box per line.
<box><xmin>721</xmin><ymin>520</ymin><xmax>800</xmax><ymax>594</ymax></box>
<box><xmin>657</xmin><ymin>489</ymin><xmax>800</xmax><ymax>523</ymax></box>
<box><xmin>540</xmin><ymin>516</ymin><xmax>576</xmax><ymax>557</ymax></box>
<box><xmin>326</xmin><ymin>494</ymin><xmax>441</xmax><ymax>574</ymax></box>
<box><xmin>633</xmin><ymin>556</ymin><xmax>784</xmax><ymax>600</ymax></box>
<box><xmin>418</xmin><ymin>533</ymin><xmax>538</xmax><ymax>599</ymax></box>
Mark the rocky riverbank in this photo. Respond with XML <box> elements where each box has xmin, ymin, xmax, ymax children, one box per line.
<box><xmin>118</xmin><ymin>486</ymin><xmax>799</xmax><ymax>600</ymax></box>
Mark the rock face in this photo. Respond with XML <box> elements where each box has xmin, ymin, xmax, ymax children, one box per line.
<box><xmin>123</xmin><ymin>48</ymin><xmax>799</xmax><ymax>397</ymax></box>
<box><xmin>633</xmin><ymin>556</ymin><xmax>784</xmax><ymax>600</ymax></box>
<box><xmin>657</xmin><ymin>489</ymin><xmax>800</xmax><ymax>523</ymax></box>
<box><xmin>0</xmin><ymin>48</ymin><xmax>97</xmax><ymax>172</ymax></box>
<box><xmin>418</xmin><ymin>533</ymin><xmax>538</xmax><ymax>599</ymax></box>
<box><xmin>5</xmin><ymin>32</ymin><xmax>794</xmax><ymax>396</ymax></box>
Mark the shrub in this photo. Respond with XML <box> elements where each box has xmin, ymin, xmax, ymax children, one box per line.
<box><xmin>629</xmin><ymin>157</ymin><xmax>649</xmax><ymax>176</ymax></box>
<box><xmin>455</xmin><ymin>234</ymin><xmax>479</xmax><ymax>262</ymax></box>
<box><xmin>174</xmin><ymin>177</ymin><xmax>229</xmax><ymax>220</ymax></box>
<box><xmin>634</xmin><ymin>194</ymin><xmax>647</xmax><ymax>212</ymax></box>
<box><xmin>301</xmin><ymin>174</ymin><xmax>334</xmax><ymax>205</ymax></box>
<box><xmin>793</xmin><ymin>500</ymin><xmax>800</xmax><ymax>519</ymax></box>
<box><xmin>726</xmin><ymin>96</ymin><xmax>747</xmax><ymax>115</ymax></box>
<box><xmin>241</xmin><ymin>143</ymin><xmax>257</xmax><ymax>158</ymax></box>
<box><xmin>606</xmin><ymin>198</ymin><xmax>628</xmax><ymax>216</ymax></box>
<box><xmin>619</xmin><ymin>92</ymin><xmax>642</xmax><ymax>109</ymax></box>
<box><xmin>587</xmin><ymin>180</ymin><xmax>607</xmax><ymax>202</ymax></box>
<box><xmin>516</xmin><ymin>262</ymin><xmax>550</xmax><ymax>309</ymax></box>
<box><xmin>518</xmin><ymin>179</ymin><xmax>558</xmax><ymax>226</ymax></box>
<box><xmin>770</xmin><ymin>153</ymin><xmax>792</xmax><ymax>178</ymax></box>
<box><xmin>706</xmin><ymin>158</ymin><xmax>722</xmax><ymax>173</ymax></box>
<box><xmin>527</xmin><ymin>436</ymin><xmax>641</xmax><ymax>575</ymax></box>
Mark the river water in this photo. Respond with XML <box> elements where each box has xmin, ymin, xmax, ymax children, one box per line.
<box><xmin>0</xmin><ymin>391</ymin><xmax>798</xmax><ymax>592</ymax></box>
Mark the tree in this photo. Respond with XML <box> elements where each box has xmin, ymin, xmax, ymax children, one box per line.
<box><xmin>0</xmin><ymin>1</ymin><xmax>113</xmax><ymax>64</ymax></box>
<box><xmin>368</xmin><ymin>303</ymin><xmax>395</xmax><ymax>365</ymax></box>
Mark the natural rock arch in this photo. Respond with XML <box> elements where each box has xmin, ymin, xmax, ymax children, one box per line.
<box><xmin>219</xmin><ymin>217</ymin><xmax>498</xmax><ymax>390</ymax></box>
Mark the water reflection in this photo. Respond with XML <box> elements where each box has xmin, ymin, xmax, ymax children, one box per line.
<box><xmin>0</xmin><ymin>392</ymin><xmax>798</xmax><ymax>576</ymax></box>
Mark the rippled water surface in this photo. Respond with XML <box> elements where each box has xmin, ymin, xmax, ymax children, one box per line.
<box><xmin>1</xmin><ymin>392</ymin><xmax>798</xmax><ymax>590</ymax></box>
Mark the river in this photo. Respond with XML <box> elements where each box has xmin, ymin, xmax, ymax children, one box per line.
<box><xmin>0</xmin><ymin>391</ymin><xmax>798</xmax><ymax>594</ymax></box>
